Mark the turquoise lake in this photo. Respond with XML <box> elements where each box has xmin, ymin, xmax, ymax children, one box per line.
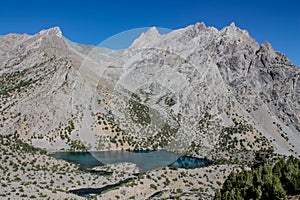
<box><xmin>50</xmin><ymin>150</ymin><xmax>212</xmax><ymax>172</ymax></box>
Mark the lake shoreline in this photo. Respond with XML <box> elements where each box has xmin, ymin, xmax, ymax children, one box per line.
<box><xmin>50</xmin><ymin>150</ymin><xmax>213</xmax><ymax>172</ymax></box>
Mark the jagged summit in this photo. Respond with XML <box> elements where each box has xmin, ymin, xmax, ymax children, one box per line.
<box><xmin>229</xmin><ymin>22</ymin><xmax>236</xmax><ymax>27</ymax></box>
<box><xmin>194</xmin><ymin>22</ymin><xmax>207</xmax><ymax>31</ymax></box>
<box><xmin>221</xmin><ymin>22</ymin><xmax>244</xmax><ymax>34</ymax></box>
<box><xmin>261</xmin><ymin>41</ymin><xmax>274</xmax><ymax>51</ymax></box>
<box><xmin>129</xmin><ymin>26</ymin><xmax>162</xmax><ymax>49</ymax></box>
<box><xmin>38</xmin><ymin>26</ymin><xmax>63</xmax><ymax>37</ymax></box>
<box><xmin>0</xmin><ymin>22</ymin><xmax>299</xmax><ymax>160</ymax></box>
<box><xmin>1</xmin><ymin>22</ymin><xmax>300</xmax><ymax>200</ymax></box>
<box><xmin>145</xmin><ymin>26</ymin><xmax>160</xmax><ymax>37</ymax></box>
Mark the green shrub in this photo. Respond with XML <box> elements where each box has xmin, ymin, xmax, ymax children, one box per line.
<box><xmin>150</xmin><ymin>184</ymin><xmax>157</xmax><ymax>190</ymax></box>
<box><xmin>216</xmin><ymin>156</ymin><xmax>300</xmax><ymax>200</ymax></box>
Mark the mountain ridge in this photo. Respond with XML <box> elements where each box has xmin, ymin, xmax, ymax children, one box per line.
<box><xmin>0</xmin><ymin>22</ymin><xmax>299</xmax><ymax>162</ymax></box>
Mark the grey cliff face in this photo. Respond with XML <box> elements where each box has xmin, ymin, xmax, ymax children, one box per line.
<box><xmin>0</xmin><ymin>23</ymin><xmax>299</xmax><ymax>161</ymax></box>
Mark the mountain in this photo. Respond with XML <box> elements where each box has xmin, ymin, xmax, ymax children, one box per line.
<box><xmin>0</xmin><ymin>23</ymin><xmax>299</xmax><ymax>163</ymax></box>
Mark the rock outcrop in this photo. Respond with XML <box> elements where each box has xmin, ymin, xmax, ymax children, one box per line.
<box><xmin>0</xmin><ymin>23</ymin><xmax>299</xmax><ymax>162</ymax></box>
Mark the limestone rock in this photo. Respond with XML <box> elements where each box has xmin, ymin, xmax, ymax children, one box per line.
<box><xmin>0</xmin><ymin>23</ymin><xmax>299</xmax><ymax>160</ymax></box>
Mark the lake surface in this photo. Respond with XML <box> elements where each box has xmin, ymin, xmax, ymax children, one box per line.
<box><xmin>50</xmin><ymin>150</ymin><xmax>212</xmax><ymax>172</ymax></box>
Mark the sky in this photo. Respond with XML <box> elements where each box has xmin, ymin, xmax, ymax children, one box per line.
<box><xmin>0</xmin><ymin>0</ymin><xmax>299</xmax><ymax>66</ymax></box>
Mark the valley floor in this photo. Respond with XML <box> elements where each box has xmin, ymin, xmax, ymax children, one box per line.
<box><xmin>0</xmin><ymin>135</ymin><xmax>241</xmax><ymax>199</ymax></box>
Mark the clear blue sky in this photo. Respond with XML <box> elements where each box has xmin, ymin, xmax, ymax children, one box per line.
<box><xmin>0</xmin><ymin>0</ymin><xmax>299</xmax><ymax>66</ymax></box>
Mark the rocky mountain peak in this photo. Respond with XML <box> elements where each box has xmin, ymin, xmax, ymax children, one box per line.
<box><xmin>229</xmin><ymin>22</ymin><xmax>236</xmax><ymax>28</ymax></box>
<box><xmin>261</xmin><ymin>41</ymin><xmax>274</xmax><ymax>51</ymax></box>
<box><xmin>182</xmin><ymin>22</ymin><xmax>210</xmax><ymax>35</ymax></box>
<box><xmin>194</xmin><ymin>22</ymin><xmax>207</xmax><ymax>31</ymax></box>
<box><xmin>129</xmin><ymin>26</ymin><xmax>162</xmax><ymax>49</ymax></box>
<box><xmin>38</xmin><ymin>26</ymin><xmax>63</xmax><ymax>38</ymax></box>
<box><xmin>0</xmin><ymin>22</ymin><xmax>299</xmax><ymax>161</ymax></box>
<box><xmin>145</xmin><ymin>26</ymin><xmax>160</xmax><ymax>37</ymax></box>
<box><xmin>28</xmin><ymin>26</ymin><xmax>68</xmax><ymax>55</ymax></box>
<box><xmin>220</xmin><ymin>22</ymin><xmax>249</xmax><ymax>37</ymax></box>
<box><xmin>220</xmin><ymin>22</ymin><xmax>237</xmax><ymax>32</ymax></box>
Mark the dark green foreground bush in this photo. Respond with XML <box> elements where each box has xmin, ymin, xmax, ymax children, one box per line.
<box><xmin>215</xmin><ymin>156</ymin><xmax>300</xmax><ymax>200</ymax></box>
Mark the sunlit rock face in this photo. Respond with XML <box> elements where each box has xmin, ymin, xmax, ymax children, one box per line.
<box><xmin>0</xmin><ymin>23</ymin><xmax>299</xmax><ymax>161</ymax></box>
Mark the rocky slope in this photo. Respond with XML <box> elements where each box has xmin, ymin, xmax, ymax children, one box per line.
<box><xmin>0</xmin><ymin>23</ymin><xmax>299</xmax><ymax>163</ymax></box>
